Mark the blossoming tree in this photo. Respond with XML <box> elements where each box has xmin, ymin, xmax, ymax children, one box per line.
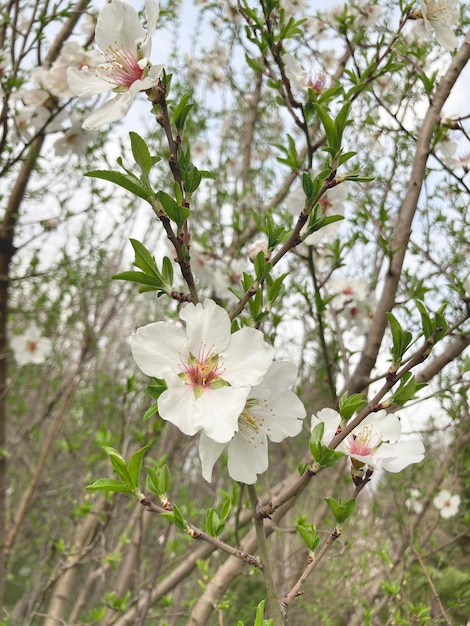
<box><xmin>1</xmin><ymin>0</ymin><xmax>469</xmax><ymax>624</ymax></box>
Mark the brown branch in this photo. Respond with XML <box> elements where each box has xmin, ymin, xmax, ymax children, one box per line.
<box><xmin>347</xmin><ymin>30</ymin><xmax>470</xmax><ymax>394</ymax></box>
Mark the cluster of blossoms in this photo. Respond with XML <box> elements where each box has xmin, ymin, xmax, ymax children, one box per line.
<box><xmin>10</xmin><ymin>324</ymin><xmax>52</xmax><ymax>366</ymax></box>
<box><xmin>311</xmin><ymin>408</ymin><xmax>425</xmax><ymax>476</ymax></box>
<box><xmin>131</xmin><ymin>299</ymin><xmax>306</xmax><ymax>484</ymax></box>
<box><xmin>13</xmin><ymin>40</ymin><xmax>99</xmax><ymax>153</ymax></box>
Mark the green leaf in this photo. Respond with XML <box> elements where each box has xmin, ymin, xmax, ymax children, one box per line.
<box><xmin>302</xmin><ymin>171</ymin><xmax>314</xmax><ymax>199</ymax></box>
<box><xmin>143</xmin><ymin>403</ymin><xmax>159</xmax><ymax>422</ymax></box>
<box><xmin>112</xmin><ymin>270</ymin><xmax>163</xmax><ymax>288</ymax></box>
<box><xmin>172</xmin><ymin>92</ymin><xmax>193</xmax><ymax>131</ymax></box>
<box><xmin>172</xmin><ymin>504</ymin><xmax>186</xmax><ymax>530</ymax></box>
<box><xmin>220</xmin><ymin>497</ymin><xmax>232</xmax><ymax>521</ymax></box>
<box><xmin>313</xmin><ymin>103</ymin><xmax>337</xmax><ymax>150</ymax></box>
<box><xmin>161</xmin><ymin>256</ymin><xmax>174</xmax><ymax>288</ymax></box>
<box><xmin>183</xmin><ymin>164</ymin><xmax>202</xmax><ymax>194</ymax></box>
<box><xmin>129</xmin><ymin>131</ymin><xmax>153</xmax><ymax>179</ymax></box>
<box><xmin>253</xmin><ymin>250</ymin><xmax>272</xmax><ymax>282</ymax></box>
<box><xmin>386</xmin><ymin>312</ymin><xmax>413</xmax><ymax>363</ymax></box>
<box><xmin>392</xmin><ymin>373</ymin><xmax>427</xmax><ymax>405</ymax></box>
<box><xmin>85</xmin><ymin>170</ymin><xmax>153</xmax><ymax>203</ymax></box>
<box><xmin>157</xmin><ymin>190</ymin><xmax>191</xmax><ymax>227</ymax></box>
<box><xmin>415</xmin><ymin>300</ymin><xmax>433</xmax><ymax>339</ymax></box>
<box><xmin>103</xmin><ymin>447</ymin><xmax>132</xmax><ymax>484</ymax></box>
<box><xmin>130</xmin><ymin>238</ymin><xmax>160</xmax><ymax>276</ymax></box>
<box><xmin>339</xmin><ymin>392</ymin><xmax>367</xmax><ymax>420</ymax></box>
<box><xmin>147</xmin><ymin>379</ymin><xmax>167</xmax><ymax>401</ymax></box>
<box><xmin>127</xmin><ymin>446</ymin><xmax>149</xmax><ymax>489</ymax></box>
<box><xmin>325</xmin><ymin>497</ymin><xmax>356</xmax><ymax>523</ymax></box>
<box><xmin>86</xmin><ymin>478</ymin><xmax>134</xmax><ymax>493</ymax></box>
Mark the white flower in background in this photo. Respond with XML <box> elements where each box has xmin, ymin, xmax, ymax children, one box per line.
<box><xmin>353</xmin><ymin>2</ymin><xmax>381</xmax><ymax>28</ymax></box>
<box><xmin>406</xmin><ymin>488</ymin><xmax>424</xmax><ymax>514</ymax></box>
<box><xmin>420</xmin><ymin>0</ymin><xmax>459</xmax><ymax>51</ymax></box>
<box><xmin>248</xmin><ymin>239</ymin><xmax>269</xmax><ymax>262</ymax></box>
<box><xmin>130</xmin><ymin>299</ymin><xmax>275</xmax><ymax>443</ymax></box>
<box><xmin>11</xmin><ymin>324</ymin><xmax>52</xmax><ymax>366</ymax></box>
<box><xmin>330</xmin><ymin>276</ymin><xmax>374</xmax><ymax>333</ymax></box>
<box><xmin>330</xmin><ymin>276</ymin><xmax>368</xmax><ymax>309</ymax></box>
<box><xmin>433</xmin><ymin>489</ymin><xmax>461</xmax><ymax>518</ymax></box>
<box><xmin>199</xmin><ymin>361</ymin><xmax>306</xmax><ymax>484</ymax></box>
<box><xmin>279</xmin><ymin>0</ymin><xmax>307</xmax><ymax>16</ymax></box>
<box><xmin>311</xmin><ymin>408</ymin><xmax>425</xmax><ymax>473</ymax></box>
<box><xmin>67</xmin><ymin>0</ymin><xmax>163</xmax><ymax>130</ymax></box>
<box><xmin>53</xmin><ymin>113</ymin><xmax>98</xmax><ymax>156</ymax></box>
<box><xmin>282</xmin><ymin>53</ymin><xmax>310</xmax><ymax>94</ymax></box>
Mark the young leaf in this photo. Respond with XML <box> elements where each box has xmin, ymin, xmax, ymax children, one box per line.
<box><xmin>129</xmin><ymin>131</ymin><xmax>153</xmax><ymax>179</ymax></box>
<box><xmin>156</xmin><ymin>190</ymin><xmax>191</xmax><ymax>227</ymax></box>
<box><xmin>85</xmin><ymin>170</ymin><xmax>153</xmax><ymax>203</ymax></box>
<box><xmin>86</xmin><ymin>478</ymin><xmax>134</xmax><ymax>494</ymax></box>
<box><xmin>103</xmin><ymin>446</ymin><xmax>132</xmax><ymax>484</ymax></box>
<box><xmin>127</xmin><ymin>446</ymin><xmax>149</xmax><ymax>489</ymax></box>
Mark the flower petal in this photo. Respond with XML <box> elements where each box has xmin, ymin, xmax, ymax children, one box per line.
<box><xmin>226</xmin><ymin>431</ymin><xmax>269</xmax><ymax>484</ymax></box>
<box><xmin>180</xmin><ymin>299</ymin><xmax>231</xmax><ymax>355</ymax></box>
<box><xmin>223</xmin><ymin>327</ymin><xmax>274</xmax><ymax>386</ymax></box>
<box><xmin>67</xmin><ymin>65</ymin><xmax>111</xmax><ymax>97</ymax></box>
<box><xmin>95</xmin><ymin>0</ymin><xmax>146</xmax><ymax>56</ymax></box>
<box><xmin>192</xmin><ymin>386</ymin><xmax>250</xmax><ymax>442</ymax></box>
<box><xmin>199</xmin><ymin>432</ymin><xmax>226</xmax><ymax>482</ymax></box>
<box><xmin>158</xmin><ymin>383</ymin><xmax>200</xmax><ymax>436</ymax></box>
<box><xmin>130</xmin><ymin>321</ymin><xmax>189</xmax><ymax>378</ymax></box>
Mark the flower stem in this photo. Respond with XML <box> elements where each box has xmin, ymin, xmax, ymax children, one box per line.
<box><xmin>247</xmin><ymin>484</ymin><xmax>284</xmax><ymax>626</ymax></box>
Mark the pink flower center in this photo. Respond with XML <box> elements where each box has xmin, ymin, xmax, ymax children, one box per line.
<box><xmin>346</xmin><ymin>424</ymin><xmax>382</xmax><ymax>457</ymax></box>
<box><xmin>102</xmin><ymin>44</ymin><xmax>145</xmax><ymax>88</ymax></box>
<box><xmin>179</xmin><ymin>344</ymin><xmax>226</xmax><ymax>396</ymax></box>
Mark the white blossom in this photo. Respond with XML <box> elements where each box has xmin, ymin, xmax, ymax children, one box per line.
<box><xmin>311</xmin><ymin>408</ymin><xmax>425</xmax><ymax>473</ymax></box>
<box><xmin>130</xmin><ymin>299</ymin><xmax>275</xmax><ymax>443</ymax></box>
<box><xmin>433</xmin><ymin>489</ymin><xmax>461</xmax><ymax>518</ymax></box>
<box><xmin>199</xmin><ymin>361</ymin><xmax>306</xmax><ymax>484</ymax></box>
<box><xmin>420</xmin><ymin>0</ymin><xmax>459</xmax><ymax>51</ymax></box>
<box><xmin>67</xmin><ymin>0</ymin><xmax>163</xmax><ymax>129</ymax></box>
<box><xmin>11</xmin><ymin>324</ymin><xmax>52</xmax><ymax>366</ymax></box>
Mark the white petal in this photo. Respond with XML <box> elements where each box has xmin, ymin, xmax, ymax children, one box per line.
<box><xmin>311</xmin><ymin>408</ymin><xmax>341</xmax><ymax>443</ymax></box>
<box><xmin>67</xmin><ymin>66</ymin><xmax>111</xmax><ymax>97</ymax></box>
<box><xmin>95</xmin><ymin>0</ymin><xmax>145</xmax><ymax>56</ymax></box>
<box><xmin>226</xmin><ymin>431</ymin><xmax>269</xmax><ymax>484</ymax></box>
<box><xmin>193</xmin><ymin>386</ymin><xmax>250</xmax><ymax>443</ymax></box>
<box><xmin>199</xmin><ymin>433</ymin><xmax>226</xmax><ymax>482</ymax></box>
<box><xmin>130</xmin><ymin>322</ymin><xmax>189</xmax><ymax>378</ymax></box>
<box><xmin>223</xmin><ymin>327</ymin><xmax>274</xmax><ymax>386</ymax></box>
<box><xmin>374</xmin><ymin>440</ymin><xmax>425</xmax><ymax>472</ymax></box>
<box><xmin>257</xmin><ymin>392</ymin><xmax>305</xmax><ymax>443</ymax></box>
<box><xmin>158</xmin><ymin>384</ymin><xmax>200</xmax><ymax>436</ymax></box>
<box><xmin>432</xmin><ymin>22</ymin><xmax>459</xmax><ymax>50</ymax></box>
<box><xmin>180</xmin><ymin>299</ymin><xmax>231</xmax><ymax>355</ymax></box>
<box><xmin>81</xmin><ymin>92</ymin><xmax>134</xmax><ymax>129</ymax></box>
<box><xmin>363</xmin><ymin>410</ymin><xmax>401</xmax><ymax>443</ymax></box>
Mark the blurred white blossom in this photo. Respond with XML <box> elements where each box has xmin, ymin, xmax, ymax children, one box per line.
<box><xmin>11</xmin><ymin>324</ymin><xmax>52</xmax><ymax>366</ymax></box>
<box><xmin>433</xmin><ymin>489</ymin><xmax>461</xmax><ymax>518</ymax></box>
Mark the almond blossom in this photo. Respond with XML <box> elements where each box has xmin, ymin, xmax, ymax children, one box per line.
<box><xmin>433</xmin><ymin>489</ymin><xmax>461</xmax><ymax>518</ymax></box>
<box><xmin>420</xmin><ymin>0</ymin><xmax>459</xmax><ymax>51</ymax></box>
<box><xmin>130</xmin><ymin>299</ymin><xmax>275</xmax><ymax>443</ymax></box>
<box><xmin>311</xmin><ymin>408</ymin><xmax>425</xmax><ymax>473</ymax></box>
<box><xmin>199</xmin><ymin>361</ymin><xmax>306</xmax><ymax>484</ymax></box>
<box><xmin>11</xmin><ymin>323</ymin><xmax>52</xmax><ymax>366</ymax></box>
<box><xmin>67</xmin><ymin>0</ymin><xmax>163</xmax><ymax>129</ymax></box>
